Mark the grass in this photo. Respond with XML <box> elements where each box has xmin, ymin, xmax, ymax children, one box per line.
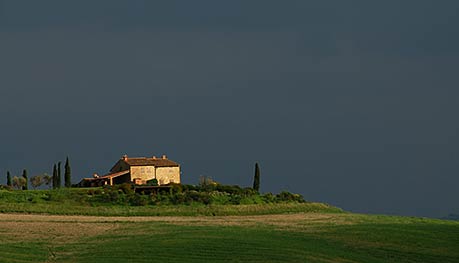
<box><xmin>0</xmin><ymin>201</ymin><xmax>341</xmax><ymax>216</ymax></box>
<box><xmin>0</xmin><ymin>213</ymin><xmax>458</xmax><ymax>262</ymax></box>
<box><xmin>63</xmin><ymin>224</ymin><xmax>316</xmax><ymax>263</ymax></box>
<box><xmin>0</xmin><ymin>189</ymin><xmax>341</xmax><ymax>216</ymax></box>
<box><xmin>1</xmin><ymin>189</ymin><xmax>458</xmax><ymax>262</ymax></box>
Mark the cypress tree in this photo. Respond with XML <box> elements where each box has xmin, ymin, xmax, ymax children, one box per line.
<box><xmin>64</xmin><ymin>157</ymin><xmax>71</xmax><ymax>188</ymax></box>
<box><xmin>253</xmin><ymin>162</ymin><xmax>260</xmax><ymax>192</ymax></box>
<box><xmin>57</xmin><ymin>162</ymin><xmax>62</xmax><ymax>188</ymax></box>
<box><xmin>22</xmin><ymin>169</ymin><xmax>28</xmax><ymax>190</ymax></box>
<box><xmin>52</xmin><ymin>164</ymin><xmax>57</xmax><ymax>189</ymax></box>
<box><xmin>6</xmin><ymin>171</ymin><xmax>12</xmax><ymax>186</ymax></box>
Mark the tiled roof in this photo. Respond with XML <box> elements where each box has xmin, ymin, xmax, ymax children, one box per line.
<box><xmin>99</xmin><ymin>170</ymin><xmax>130</xmax><ymax>179</ymax></box>
<box><xmin>123</xmin><ymin>157</ymin><xmax>179</xmax><ymax>167</ymax></box>
<box><xmin>79</xmin><ymin>170</ymin><xmax>129</xmax><ymax>183</ymax></box>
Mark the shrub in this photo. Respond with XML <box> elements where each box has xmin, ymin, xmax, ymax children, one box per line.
<box><xmin>0</xmin><ymin>185</ymin><xmax>13</xmax><ymax>191</ymax></box>
<box><xmin>181</xmin><ymin>190</ymin><xmax>211</xmax><ymax>205</ymax></box>
<box><xmin>44</xmin><ymin>183</ymin><xmax>306</xmax><ymax>207</ymax></box>
<box><xmin>209</xmin><ymin>191</ymin><xmax>231</xmax><ymax>205</ymax></box>
<box><xmin>186</xmin><ymin>190</ymin><xmax>201</xmax><ymax>202</ymax></box>
<box><xmin>116</xmin><ymin>183</ymin><xmax>135</xmax><ymax>195</ymax></box>
<box><xmin>181</xmin><ymin>184</ymin><xmax>199</xmax><ymax>191</ymax></box>
<box><xmin>230</xmin><ymin>194</ymin><xmax>242</xmax><ymax>205</ymax></box>
<box><xmin>106</xmin><ymin>190</ymin><xmax>121</xmax><ymax>203</ymax></box>
<box><xmin>276</xmin><ymin>191</ymin><xmax>305</xmax><ymax>203</ymax></box>
<box><xmin>241</xmin><ymin>187</ymin><xmax>257</xmax><ymax>197</ymax></box>
<box><xmin>169</xmin><ymin>192</ymin><xmax>187</xmax><ymax>205</ymax></box>
<box><xmin>262</xmin><ymin>193</ymin><xmax>276</xmax><ymax>203</ymax></box>
<box><xmin>129</xmin><ymin>194</ymin><xmax>148</xmax><ymax>206</ymax></box>
<box><xmin>146</xmin><ymin>178</ymin><xmax>158</xmax><ymax>186</ymax></box>
<box><xmin>151</xmin><ymin>192</ymin><xmax>171</xmax><ymax>205</ymax></box>
<box><xmin>240</xmin><ymin>195</ymin><xmax>264</xmax><ymax>205</ymax></box>
<box><xmin>199</xmin><ymin>176</ymin><xmax>217</xmax><ymax>187</ymax></box>
<box><xmin>200</xmin><ymin>194</ymin><xmax>211</xmax><ymax>205</ymax></box>
<box><xmin>215</xmin><ymin>184</ymin><xmax>243</xmax><ymax>195</ymax></box>
<box><xmin>90</xmin><ymin>186</ymin><xmax>129</xmax><ymax>205</ymax></box>
<box><xmin>169</xmin><ymin>183</ymin><xmax>183</xmax><ymax>194</ymax></box>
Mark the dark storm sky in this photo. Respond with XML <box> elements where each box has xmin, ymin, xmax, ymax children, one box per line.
<box><xmin>1</xmin><ymin>1</ymin><xmax>458</xmax><ymax>218</ymax></box>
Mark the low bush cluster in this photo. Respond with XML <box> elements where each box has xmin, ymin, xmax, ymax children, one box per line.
<box><xmin>84</xmin><ymin>183</ymin><xmax>305</xmax><ymax>206</ymax></box>
<box><xmin>0</xmin><ymin>182</ymin><xmax>306</xmax><ymax>207</ymax></box>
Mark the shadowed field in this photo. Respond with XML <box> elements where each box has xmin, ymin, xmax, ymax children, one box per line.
<box><xmin>1</xmin><ymin>212</ymin><xmax>458</xmax><ymax>263</ymax></box>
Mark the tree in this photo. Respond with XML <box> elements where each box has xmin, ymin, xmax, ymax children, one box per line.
<box><xmin>57</xmin><ymin>161</ymin><xmax>62</xmax><ymax>188</ymax></box>
<box><xmin>199</xmin><ymin>175</ymin><xmax>214</xmax><ymax>186</ymax></box>
<box><xmin>30</xmin><ymin>175</ymin><xmax>44</xmax><ymax>189</ymax></box>
<box><xmin>22</xmin><ymin>169</ymin><xmax>28</xmax><ymax>190</ymax></box>
<box><xmin>6</xmin><ymin>171</ymin><xmax>12</xmax><ymax>187</ymax></box>
<box><xmin>12</xmin><ymin>176</ymin><xmax>26</xmax><ymax>190</ymax></box>
<box><xmin>64</xmin><ymin>157</ymin><xmax>71</xmax><ymax>188</ymax></box>
<box><xmin>52</xmin><ymin>164</ymin><xmax>58</xmax><ymax>189</ymax></box>
<box><xmin>253</xmin><ymin>162</ymin><xmax>260</xmax><ymax>192</ymax></box>
<box><xmin>43</xmin><ymin>173</ymin><xmax>52</xmax><ymax>188</ymax></box>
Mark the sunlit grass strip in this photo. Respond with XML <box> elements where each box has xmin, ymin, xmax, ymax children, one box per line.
<box><xmin>0</xmin><ymin>202</ymin><xmax>342</xmax><ymax>216</ymax></box>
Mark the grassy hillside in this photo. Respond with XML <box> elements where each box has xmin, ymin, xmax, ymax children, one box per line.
<box><xmin>0</xmin><ymin>213</ymin><xmax>458</xmax><ymax>263</ymax></box>
<box><xmin>0</xmin><ymin>188</ymin><xmax>340</xmax><ymax>216</ymax></box>
<box><xmin>1</xmin><ymin>188</ymin><xmax>458</xmax><ymax>262</ymax></box>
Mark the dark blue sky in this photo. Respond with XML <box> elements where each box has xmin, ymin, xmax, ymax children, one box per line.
<box><xmin>1</xmin><ymin>1</ymin><xmax>458</xmax><ymax>218</ymax></box>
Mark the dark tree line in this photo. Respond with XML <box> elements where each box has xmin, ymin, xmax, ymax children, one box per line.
<box><xmin>52</xmin><ymin>157</ymin><xmax>72</xmax><ymax>189</ymax></box>
<box><xmin>5</xmin><ymin>156</ymin><xmax>72</xmax><ymax>190</ymax></box>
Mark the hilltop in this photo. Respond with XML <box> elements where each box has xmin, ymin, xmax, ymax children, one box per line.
<box><xmin>0</xmin><ymin>185</ymin><xmax>340</xmax><ymax>216</ymax></box>
<box><xmin>1</xmin><ymin>186</ymin><xmax>458</xmax><ymax>262</ymax></box>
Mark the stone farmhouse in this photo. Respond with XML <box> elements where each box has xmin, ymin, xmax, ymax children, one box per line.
<box><xmin>79</xmin><ymin>155</ymin><xmax>180</xmax><ymax>187</ymax></box>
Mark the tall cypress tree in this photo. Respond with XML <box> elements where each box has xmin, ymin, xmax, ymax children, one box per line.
<box><xmin>22</xmin><ymin>169</ymin><xmax>28</xmax><ymax>190</ymax></box>
<box><xmin>64</xmin><ymin>157</ymin><xmax>71</xmax><ymax>188</ymax></box>
<box><xmin>57</xmin><ymin>162</ymin><xmax>62</xmax><ymax>189</ymax></box>
<box><xmin>52</xmin><ymin>164</ymin><xmax>57</xmax><ymax>190</ymax></box>
<box><xmin>253</xmin><ymin>162</ymin><xmax>260</xmax><ymax>192</ymax></box>
<box><xmin>6</xmin><ymin>171</ymin><xmax>12</xmax><ymax>187</ymax></box>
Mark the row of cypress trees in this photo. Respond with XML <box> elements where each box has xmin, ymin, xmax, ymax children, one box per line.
<box><xmin>5</xmin><ymin>157</ymin><xmax>71</xmax><ymax>190</ymax></box>
<box><xmin>52</xmin><ymin>157</ymin><xmax>71</xmax><ymax>189</ymax></box>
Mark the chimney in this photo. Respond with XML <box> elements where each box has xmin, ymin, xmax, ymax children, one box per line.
<box><xmin>162</xmin><ymin>154</ymin><xmax>167</xmax><ymax>159</ymax></box>
<box><xmin>122</xmin><ymin>154</ymin><xmax>128</xmax><ymax>161</ymax></box>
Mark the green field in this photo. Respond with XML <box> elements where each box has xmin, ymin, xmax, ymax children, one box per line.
<box><xmin>0</xmin><ymin>212</ymin><xmax>458</xmax><ymax>262</ymax></box>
